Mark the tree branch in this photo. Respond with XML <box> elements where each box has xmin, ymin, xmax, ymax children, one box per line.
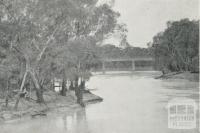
<box><xmin>36</xmin><ymin>21</ymin><xmax>66</xmax><ymax>62</ymax></box>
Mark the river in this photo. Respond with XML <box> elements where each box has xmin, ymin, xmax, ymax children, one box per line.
<box><xmin>1</xmin><ymin>71</ymin><xmax>199</xmax><ymax>133</ymax></box>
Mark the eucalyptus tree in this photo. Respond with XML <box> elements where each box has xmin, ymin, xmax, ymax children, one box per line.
<box><xmin>152</xmin><ymin>19</ymin><xmax>199</xmax><ymax>72</ymax></box>
<box><xmin>50</xmin><ymin>2</ymin><xmax>120</xmax><ymax>98</ymax></box>
<box><xmin>0</xmin><ymin>0</ymin><xmax>121</xmax><ymax>107</ymax></box>
<box><xmin>0</xmin><ymin>0</ymin><xmax>91</xmax><ymax>106</ymax></box>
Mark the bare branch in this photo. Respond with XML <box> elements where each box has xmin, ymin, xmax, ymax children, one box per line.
<box><xmin>36</xmin><ymin>20</ymin><xmax>67</xmax><ymax>62</ymax></box>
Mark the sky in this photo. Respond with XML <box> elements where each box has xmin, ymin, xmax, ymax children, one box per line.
<box><xmin>104</xmin><ymin>0</ymin><xmax>199</xmax><ymax>47</ymax></box>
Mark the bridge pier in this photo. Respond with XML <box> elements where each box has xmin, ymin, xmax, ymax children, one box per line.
<box><xmin>132</xmin><ymin>60</ymin><xmax>135</xmax><ymax>71</ymax></box>
<box><xmin>102</xmin><ymin>61</ymin><xmax>106</xmax><ymax>74</ymax></box>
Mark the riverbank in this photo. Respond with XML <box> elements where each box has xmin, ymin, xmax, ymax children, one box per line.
<box><xmin>0</xmin><ymin>90</ymin><xmax>103</xmax><ymax>122</ymax></box>
<box><xmin>155</xmin><ymin>71</ymin><xmax>199</xmax><ymax>82</ymax></box>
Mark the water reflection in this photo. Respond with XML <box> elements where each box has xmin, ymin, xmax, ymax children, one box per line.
<box><xmin>62</xmin><ymin>108</ymin><xmax>90</xmax><ymax>133</ymax></box>
<box><xmin>0</xmin><ymin>108</ymin><xmax>90</xmax><ymax>133</ymax></box>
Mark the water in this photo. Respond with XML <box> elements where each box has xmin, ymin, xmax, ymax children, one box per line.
<box><xmin>1</xmin><ymin>71</ymin><xmax>199</xmax><ymax>133</ymax></box>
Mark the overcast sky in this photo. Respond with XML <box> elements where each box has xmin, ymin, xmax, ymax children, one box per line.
<box><xmin>107</xmin><ymin>0</ymin><xmax>199</xmax><ymax>47</ymax></box>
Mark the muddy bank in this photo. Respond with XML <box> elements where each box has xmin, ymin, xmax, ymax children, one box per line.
<box><xmin>155</xmin><ymin>71</ymin><xmax>199</xmax><ymax>82</ymax></box>
<box><xmin>0</xmin><ymin>90</ymin><xmax>103</xmax><ymax>122</ymax></box>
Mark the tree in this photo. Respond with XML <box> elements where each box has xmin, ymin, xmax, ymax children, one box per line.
<box><xmin>151</xmin><ymin>19</ymin><xmax>199</xmax><ymax>73</ymax></box>
<box><xmin>48</xmin><ymin>2</ymin><xmax>120</xmax><ymax>100</ymax></box>
<box><xmin>0</xmin><ymin>0</ymin><xmax>121</xmax><ymax>107</ymax></box>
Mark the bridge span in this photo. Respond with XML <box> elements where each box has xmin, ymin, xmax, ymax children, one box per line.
<box><xmin>100</xmin><ymin>57</ymin><xmax>155</xmax><ymax>72</ymax></box>
<box><xmin>102</xmin><ymin>57</ymin><xmax>154</xmax><ymax>62</ymax></box>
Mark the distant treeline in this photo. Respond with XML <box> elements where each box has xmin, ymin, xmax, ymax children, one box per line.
<box><xmin>96</xmin><ymin>44</ymin><xmax>152</xmax><ymax>59</ymax></box>
<box><xmin>92</xmin><ymin>45</ymin><xmax>153</xmax><ymax>70</ymax></box>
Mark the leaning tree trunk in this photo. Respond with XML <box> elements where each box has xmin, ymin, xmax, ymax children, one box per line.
<box><xmin>30</xmin><ymin>70</ymin><xmax>44</xmax><ymax>103</ymax></box>
<box><xmin>14</xmin><ymin>70</ymin><xmax>28</xmax><ymax>110</ymax></box>
<box><xmin>5</xmin><ymin>77</ymin><xmax>10</xmax><ymax>107</ymax></box>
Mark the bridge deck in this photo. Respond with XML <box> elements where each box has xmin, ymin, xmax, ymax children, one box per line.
<box><xmin>101</xmin><ymin>57</ymin><xmax>154</xmax><ymax>62</ymax></box>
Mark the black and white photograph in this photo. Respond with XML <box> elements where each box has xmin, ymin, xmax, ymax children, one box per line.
<box><xmin>0</xmin><ymin>0</ymin><xmax>199</xmax><ymax>133</ymax></box>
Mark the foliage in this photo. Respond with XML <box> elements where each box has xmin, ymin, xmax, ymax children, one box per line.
<box><xmin>98</xmin><ymin>44</ymin><xmax>152</xmax><ymax>59</ymax></box>
<box><xmin>151</xmin><ymin>19</ymin><xmax>199</xmax><ymax>72</ymax></box>
<box><xmin>0</xmin><ymin>0</ymin><xmax>121</xmax><ymax>105</ymax></box>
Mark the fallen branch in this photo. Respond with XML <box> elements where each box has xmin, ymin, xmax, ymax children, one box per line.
<box><xmin>31</xmin><ymin>112</ymin><xmax>47</xmax><ymax>118</ymax></box>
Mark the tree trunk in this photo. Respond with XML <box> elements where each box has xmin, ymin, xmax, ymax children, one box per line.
<box><xmin>60</xmin><ymin>70</ymin><xmax>67</xmax><ymax>96</ymax></box>
<box><xmin>78</xmin><ymin>85</ymin><xmax>84</xmax><ymax>105</ymax></box>
<box><xmin>80</xmin><ymin>80</ymin><xmax>86</xmax><ymax>90</ymax></box>
<box><xmin>14</xmin><ymin>70</ymin><xmax>28</xmax><ymax>110</ymax></box>
<box><xmin>35</xmin><ymin>88</ymin><xmax>44</xmax><ymax>103</ymax></box>
<box><xmin>74</xmin><ymin>76</ymin><xmax>79</xmax><ymax>98</ymax></box>
<box><xmin>60</xmin><ymin>78</ymin><xmax>67</xmax><ymax>96</ymax></box>
<box><xmin>5</xmin><ymin>77</ymin><xmax>10</xmax><ymax>107</ymax></box>
<box><xmin>69</xmin><ymin>81</ymin><xmax>74</xmax><ymax>90</ymax></box>
<box><xmin>78</xmin><ymin>82</ymin><xmax>84</xmax><ymax>107</ymax></box>
<box><xmin>74</xmin><ymin>76</ymin><xmax>84</xmax><ymax>106</ymax></box>
<box><xmin>30</xmin><ymin>70</ymin><xmax>44</xmax><ymax>103</ymax></box>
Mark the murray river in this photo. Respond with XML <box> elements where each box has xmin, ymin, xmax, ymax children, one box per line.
<box><xmin>1</xmin><ymin>71</ymin><xmax>199</xmax><ymax>133</ymax></box>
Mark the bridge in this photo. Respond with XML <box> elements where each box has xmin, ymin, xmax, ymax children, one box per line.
<box><xmin>99</xmin><ymin>57</ymin><xmax>155</xmax><ymax>72</ymax></box>
<box><xmin>102</xmin><ymin>57</ymin><xmax>154</xmax><ymax>62</ymax></box>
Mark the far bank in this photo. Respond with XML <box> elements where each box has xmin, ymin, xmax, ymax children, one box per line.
<box><xmin>155</xmin><ymin>71</ymin><xmax>199</xmax><ymax>82</ymax></box>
